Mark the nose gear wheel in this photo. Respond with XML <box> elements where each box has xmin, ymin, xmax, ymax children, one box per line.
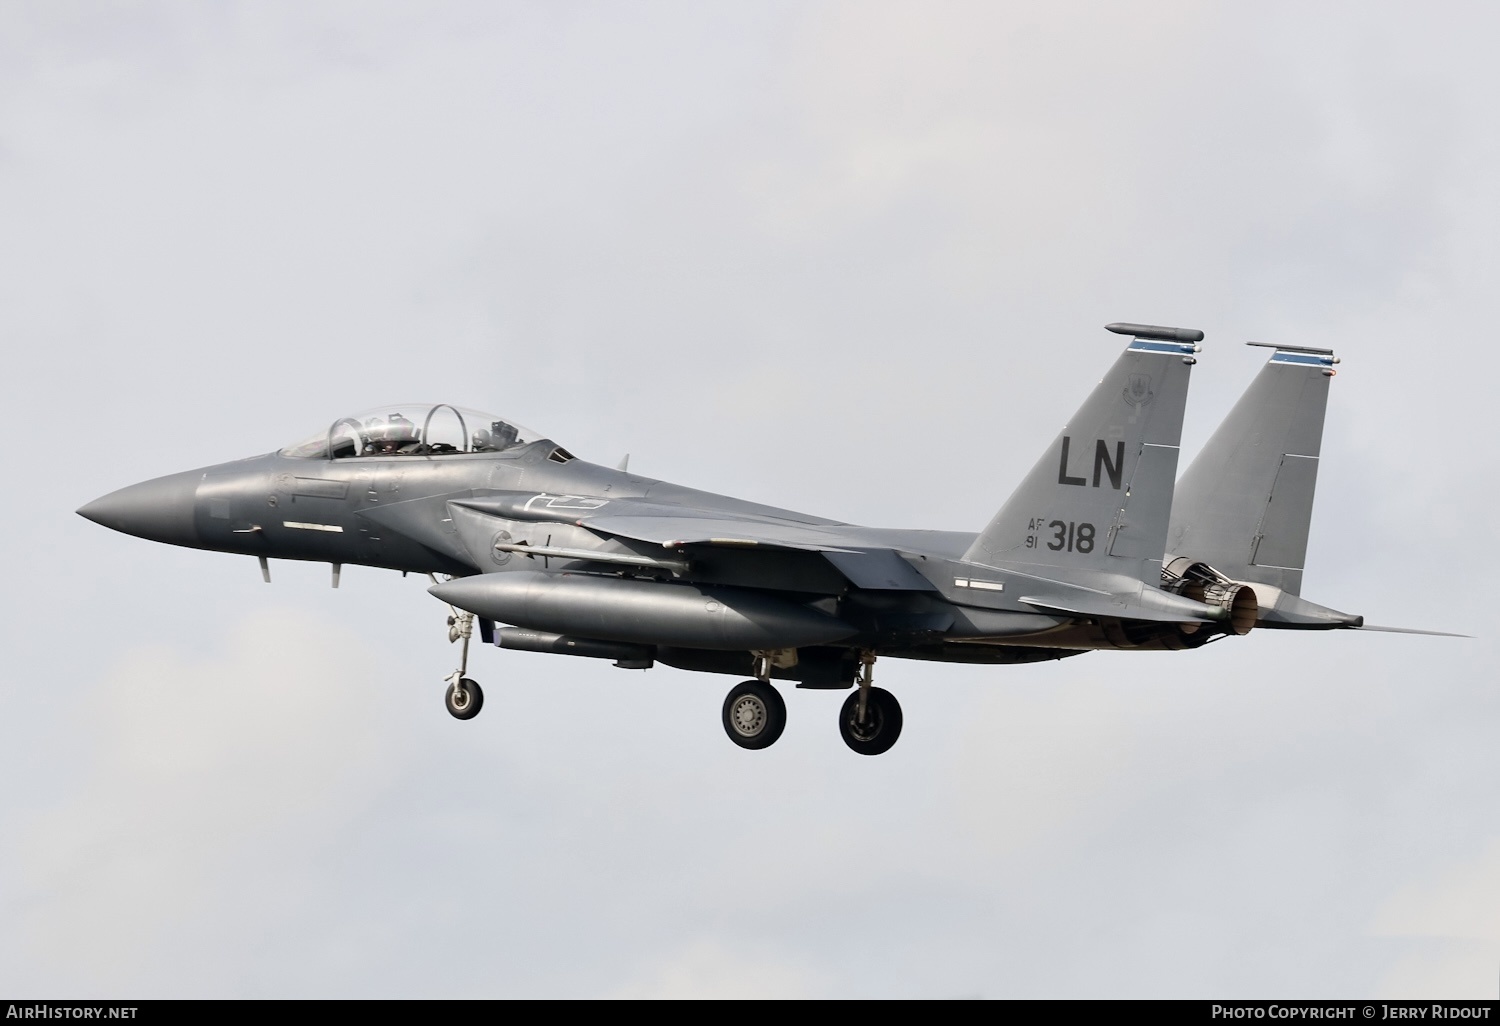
<box><xmin>445</xmin><ymin>676</ymin><xmax>484</xmax><ymax>720</ymax></box>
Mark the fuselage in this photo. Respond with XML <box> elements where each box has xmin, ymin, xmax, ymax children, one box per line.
<box><xmin>79</xmin><ymin>439</ymin><xmax>975</xmax><ymax>574</ymax></box>
<box><xmin>80</xmin><ymin>434</ymin><xmax>1227</xmax><ymax>679</ymax></box>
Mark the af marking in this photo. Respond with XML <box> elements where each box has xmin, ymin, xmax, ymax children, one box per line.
<box><xmin>1024</xmin><ymin>517</ymin><xmax>1096</xmax><ymax>552</ymax></box>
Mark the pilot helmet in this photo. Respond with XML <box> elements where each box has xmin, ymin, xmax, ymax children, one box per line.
<box><xmin>385</xmin><ymin>413</ymin><xmax>418</xmax><ymax>442</ymax></box>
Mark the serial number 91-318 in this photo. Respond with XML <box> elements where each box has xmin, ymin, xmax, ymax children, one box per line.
<box><xmin>1024</xmin><ymin>519</ymin><xmax>1096</xmax><ymax>553</ymax></box>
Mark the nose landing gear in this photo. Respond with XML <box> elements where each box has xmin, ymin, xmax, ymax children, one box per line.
<box><xmin>434</xmin><ymin>575</ymin><xmax>485</xmax><ymax>721</ymax></box>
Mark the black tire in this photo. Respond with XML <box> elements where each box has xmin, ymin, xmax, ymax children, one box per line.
<box><xmin>721</xmin><ymin>680</ymin><xmax>786</xmax><ymax>750</ymax></box>
<box><xmin>445</xmin><ymin>677</ymin><xmax>484</xmax><ymax>720</ymax></box>
<box><xmin>838</xmin><ymin>686</ymin><xmax>902</xmax><ymax>755</ymax></box>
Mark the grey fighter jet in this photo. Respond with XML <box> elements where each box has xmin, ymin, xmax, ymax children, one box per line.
<box><xmin>78</xmin><ymin>323</ymin><xmax>1447</xmax><ymax>756</ymax></box>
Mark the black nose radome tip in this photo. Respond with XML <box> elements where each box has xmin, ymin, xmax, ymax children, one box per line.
<box><xmin>78</xmin><ymin>470</ymin><xmax>202</xmax><ymax>547</ymax></box>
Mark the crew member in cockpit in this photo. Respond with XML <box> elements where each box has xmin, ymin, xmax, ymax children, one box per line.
<box><xmin>492</xmin><ymin>421</ymin><xmax>519</xmax><ymax>450</ymax></box>
<box><xmin>472</xmin><ymin>420</ymin><xmax>519</xmax><ymax>453</ymax></box>
<box><xmin>366</xmin><ymin>413</ymin><xmax>419</xmax><ymax>455</ymax></box>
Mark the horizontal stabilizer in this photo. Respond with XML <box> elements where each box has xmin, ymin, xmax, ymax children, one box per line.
<box><xmin>1017</xmin><ymin>582</ymin><xmax>1219</xmax><ymax>623</ymax></box>
<box><xmin>1243</xmin><ymin>586</ymin><xmax>1363</xmax><ymax>630</ymax></box>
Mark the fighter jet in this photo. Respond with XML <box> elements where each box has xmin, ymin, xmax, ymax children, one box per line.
<box><xmin>78</xmin><ymin>323</ymin><xmax>1448</xmax><ymax>756</ymax></box>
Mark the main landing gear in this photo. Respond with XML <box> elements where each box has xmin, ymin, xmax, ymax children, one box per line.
<box><xmin>838</xmin><ymin>652</ymin><xmax>902</xmax><ymax>756</ymax></box>
<box><xmin>717</xmin><ymin>651</ymin><xmax>904</xmax><ymax>755</ymax></box>
<box><xmin>722</xmin><ymin>679</ymin><xmax>787</xmax><ymax>750</ymax></box>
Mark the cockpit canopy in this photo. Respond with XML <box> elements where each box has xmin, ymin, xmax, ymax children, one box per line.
<box><xmin>282</xmin><ymin>404</ymin><xmax>541</xmax><ymax>459</ymax></box>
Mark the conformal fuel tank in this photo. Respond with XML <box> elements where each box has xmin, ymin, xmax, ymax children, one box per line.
<box><xmin>430</xmin><ymin>571</ymin><xmax>858</xmax><ymax>650</ymax></box>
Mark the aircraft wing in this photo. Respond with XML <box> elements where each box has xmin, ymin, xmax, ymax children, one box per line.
<box><xmin>452</xmin><ymin>492</ymin><xmax>868</xmax><ymax>552</ymax></box>
<box><xmin>579</xmin><ymin>513</ymin><xmax>863</xmax><ymax>552</ymax></box>
<box><xmin>586</xmin><ymin>515</ymin><xmax>941</xmax><ymax>591</ymax></box>
<box><xmin>447</xmin><ymin>495</ymin><xmax>939</xmax><ymax>592</ymax></box>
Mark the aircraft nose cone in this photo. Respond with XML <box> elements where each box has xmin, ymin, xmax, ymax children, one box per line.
<box><xmin>78</xmin><ymin>470</ymin><xmax>202</xmax><ymax>547</ymax></box>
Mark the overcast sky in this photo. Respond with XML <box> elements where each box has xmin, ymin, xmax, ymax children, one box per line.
<box><xmin>2</xmin><ymin>1</ymin><xmax>1497</xmax><ymax>998</ymax></box>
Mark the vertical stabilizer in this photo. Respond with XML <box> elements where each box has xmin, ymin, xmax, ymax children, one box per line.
<box><xmin>1166</xmin><ymin>343</ymin><xmax>1338</xmax><ymax>596</ymax></box>
<box><xmin>964</xmin><ymin>323</ymin><xmax>1199</xmax><ymax>585</ymax></box>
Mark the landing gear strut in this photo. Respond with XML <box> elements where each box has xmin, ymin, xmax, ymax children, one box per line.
<box><xmin>838</xmin><ymin>652</ymin><xmax>902</xmax><ymax>755</ymax></box>
<box><xmin>435</xmin><ymin>575</ymin><xmax>484</xmax><ymax>720</ymax></box>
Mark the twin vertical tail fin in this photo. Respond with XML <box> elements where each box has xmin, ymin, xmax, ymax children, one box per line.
<box><xmin>1166</xmin><ymin>343</ymin><xmax>1336</xmax><ymax>597</ymax></box>
<box><xmin>1164</xmin><ymin>342</ymin><xmax>1362</xmax><ymax>628</ymax></box>
<box><xmin>964</xmin><ymin>331</ymin><xmax>1447</xmax><ymax>634</ymax></box>
<box><xmin>963</xmin><ymin>323</ymin><xmax>1199</xmax><ymax>587</ymax></box>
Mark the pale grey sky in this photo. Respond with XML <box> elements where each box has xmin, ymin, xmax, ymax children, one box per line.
<box><xmin>1</xmin><ymin>1</ymin><xmax>1496</xmax><ymax>997</ymax></box>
